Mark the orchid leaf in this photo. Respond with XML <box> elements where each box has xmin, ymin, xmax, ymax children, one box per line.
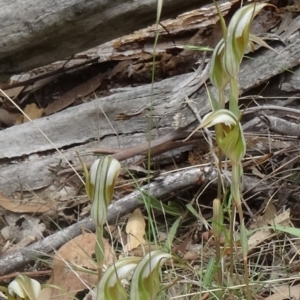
<box><xmin>249</xmin><ymin>33</ymin><xmax>283</xmax><ymax>57</ymax></box>
<box><xmin>76</xmin><ymin>152</ymin><xmax>92</xmax><ymax>200</ymax></box>
<box><xmin>156</xmin><ymin>0</ymin><xmax>163</xmax><ymax>23</ymax></box>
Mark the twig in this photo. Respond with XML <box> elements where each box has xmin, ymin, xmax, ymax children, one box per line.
<box><xmin>57</xmin><ymin>126</ymin><xmax>202</xmax><ymax>176</ymax></box>
<box><xmin>0</xmin><ymin>166</ymin><xmax>269</xmax><ymax>276</ymax></box>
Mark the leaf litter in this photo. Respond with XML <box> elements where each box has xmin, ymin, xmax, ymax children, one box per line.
<box><xmin>1</xmin><ymin>1</ymin><xmax>300</xmax><ymax>299</ymax></box>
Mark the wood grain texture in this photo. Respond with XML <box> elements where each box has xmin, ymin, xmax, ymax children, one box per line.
<box><xmin>0</xmin><ymin>0</ymin><xmax>210</xmax><ymax>79</ymax></box>
<box><xmin>1</xmin><ymin>34</ymin><xmax>300</xmax><ymax>195</ymax></box>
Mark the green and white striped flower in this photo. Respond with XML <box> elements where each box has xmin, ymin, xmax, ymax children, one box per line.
<box><xmin>130</xmin><ymin>250</ymin><xmax>172</xmax><ymax>300</ymax></box>
<box><xmin>187</xmin><ymin>109</ymin><xmax>246</xmax><ymax>164</ymax></box>
<box><xmin>8</xmin><ymin>275</ymin><xmax>41</xmax><ymax>300</ymax></box>
<box><xmin>88</xmin><ymin>156</ymin><xmax>121</xmax><ymax>226</ymax></box>
<box><xmin>224</xmin><ymin>3</ymin><xmax>271</xmax><ymax>77</ymax></box>
<box><xmin>97</xmin><ymin>257</ymin><xmax>141</xmax><ymax>300</ymax></box>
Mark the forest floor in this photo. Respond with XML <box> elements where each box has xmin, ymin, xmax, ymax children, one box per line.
<box><xmin>1</xmin><ymin>0</ymin><xmax>300</xmax><ymax>299</ymax></box>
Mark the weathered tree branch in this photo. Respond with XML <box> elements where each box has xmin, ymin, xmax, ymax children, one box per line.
<box><xmin>1</xmin><ymin>37</ymin><xmax>300</xmax><ymax>195</ymax></box>
<box><xmin>0</xmin><ymin>0</ymin><xmax>211</xmax><ymax>79</ymax></box>
<box><xmin>0</xmin><ymin>166</ymin><xmax>266</xmax><ymax>276</ymax></box>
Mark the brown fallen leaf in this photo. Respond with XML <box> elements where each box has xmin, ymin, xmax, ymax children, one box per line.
<box><xmin>248</xmin><ymin>209</ymin><xmax>290</xmax><ymax>252</ymax></box>
<box><xmin>0</xmin><ymin>192</ymin><xmax>55</xmax><ymax>214</ymax></box>
<box><xmin>265</xmin><ymin>283</ymin><xmax>300</xmax><ymax>300</ymax></box>
<box><xmin>108</xmin><ymin>60</ymin><xmax>133</xmax><ymax>79</ymax></box>
<box><xmin>14</xmin><ymin>103</ymin><xmax>44</xmax><ymax>124</ymax></box>
<box><xmin>125</xmin><ymin>208</ymin><xmax>146</xmax><ymax>251</ymax></box>
<box><xmin>44</xmin><ymin>72</ymin><xmax>105</xmax><ymax>116</ymax></box>
<box><xmin>22</xmin><ymin>103</ymin><xmax>44</xmax><ymax>123</ymax></box>
<box><xmin>40</xmin><ymin>231</ymin><xmax>115</xmax><ymax>300</ymax></box>
<box><xmin>183</xmin><ymin>251</ymin><xmax>199</xmax><ymax>261</ymax></box>
<box><xmin>248</xmin><ymin>202</ymin><xmax>277</xmax><ymax>230</ymax></box>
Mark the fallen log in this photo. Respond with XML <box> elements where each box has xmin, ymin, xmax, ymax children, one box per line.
<box><xmin>1</xmin><ymin>36</ymin><xmax>300</xmax><ymax>196</ymax></box>
<box><xmin>0</xmin><ymin>0</ymin><xmax>212</xmax><ymax>79</ymax></box>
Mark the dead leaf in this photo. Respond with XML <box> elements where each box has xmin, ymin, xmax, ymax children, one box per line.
<box><xmin>248</xmin><ymin>209</ymin><xmax>290</xmax><ymax>252</ymax></box>
<box><xmin>1</xmin><ymin>213</ymin><xmax>45</xmax><ymax>243</ymax></box>
<box><xmin>3</xmin><ymin>72</ymin><xmax>59</xmax><ymax>95</ymax></box>
<box><xmin>130</xmin><ymin>244</ymin><xmax>161</xmax><ymax>257</ymax></box>
<box><xmin>183</xmin><ymin>251</ymin><xmax>199</xmax><ymax>261</ymax></box>
<box><xmin>265</xmin><ymin>283</ymin><xmax>300</xmax><ymax>300</ymax></box>
<box><xmin>157</xmin><ymin>230</ymin><xmax>168</xmax><ymax>242</ymax></box>
<box><xmin>0</xmin><ymin>192</ymin><xmax>55</xmax><ymax>214</ymax></box>
<box><xmin>44</xmin><ymin>72</ymin><xmax>105</xmax><ymax>116</ymax></box>
<box><xmin>41</xmin><ymin>232</ymin><xmax>115</xmax><ymax>300</ymax></box>
<box><xmin>263</xmin><ymin>202</ymin><xmax>278</xmax><ymax>220</ymax></box>
<box><xmin>21</xmin><ymin>103</ymin><xmax>44</xmax><ymax>123</ymax></box>
<box><xmin>23</xmin><ymin>74</ymin><xmax>61</xmax><ymax>93</ymax></box>
<box><xmin>249</xmin><ymin>202</ymin><xmax>277</xmax><ymax>230</ymax></box>
<box><xmin>108</xmin><ymin>60</ymin><xmax>133</xmax><ymax>79</ymax></box>
<box><xmin>125</xmin><ymin>208</ymin><xmax>146</xmax><ymax>251</ymax></box>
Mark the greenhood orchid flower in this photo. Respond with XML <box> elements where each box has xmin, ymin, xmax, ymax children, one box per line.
<box><xmin>224</xmin><ymin>3</ymin><xmax>272</xmax><ymax>78</ymax></box>
<box><xmin>97</xmin><ymin>257</ymin><xmax>141</xmax><ymax>300</ymax></box>
<box><xmin>130</xmin><ymin>250</ymin><xmax>172</xmax><ymax>300</ymax></box>
<box><xmin>187</xmin><ymin>109</ymin><xmax>246</xmax><ymax>164</ymax></box>
<box><xmin>8</xmin><ymin>275</ymin><xmax>41</xmax><ymax>300</ymax></box>
<box><xmin>88</xmin><ymin>156</ymin><xmax>121</xmax><ymax>226</ymax></box>
<box><xmin>210</xmin><ymin>39</ymin><xmax>230</xmax><ymax>92</ymax></box>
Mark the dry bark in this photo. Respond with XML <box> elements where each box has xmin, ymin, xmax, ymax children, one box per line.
<box><xmin>0</xmin><ymin>0</ymin><xmax>213</xmax><ymax>80</ymax></box>
<box><xmin>1</xmin><ymin>0</ymin><xmax>238</xmax><ymax>83</ymax></box>
<box><xmin>1</xmin><ymin>35</ymin><xmax>300</xmax><ymax>196</ymax></box>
